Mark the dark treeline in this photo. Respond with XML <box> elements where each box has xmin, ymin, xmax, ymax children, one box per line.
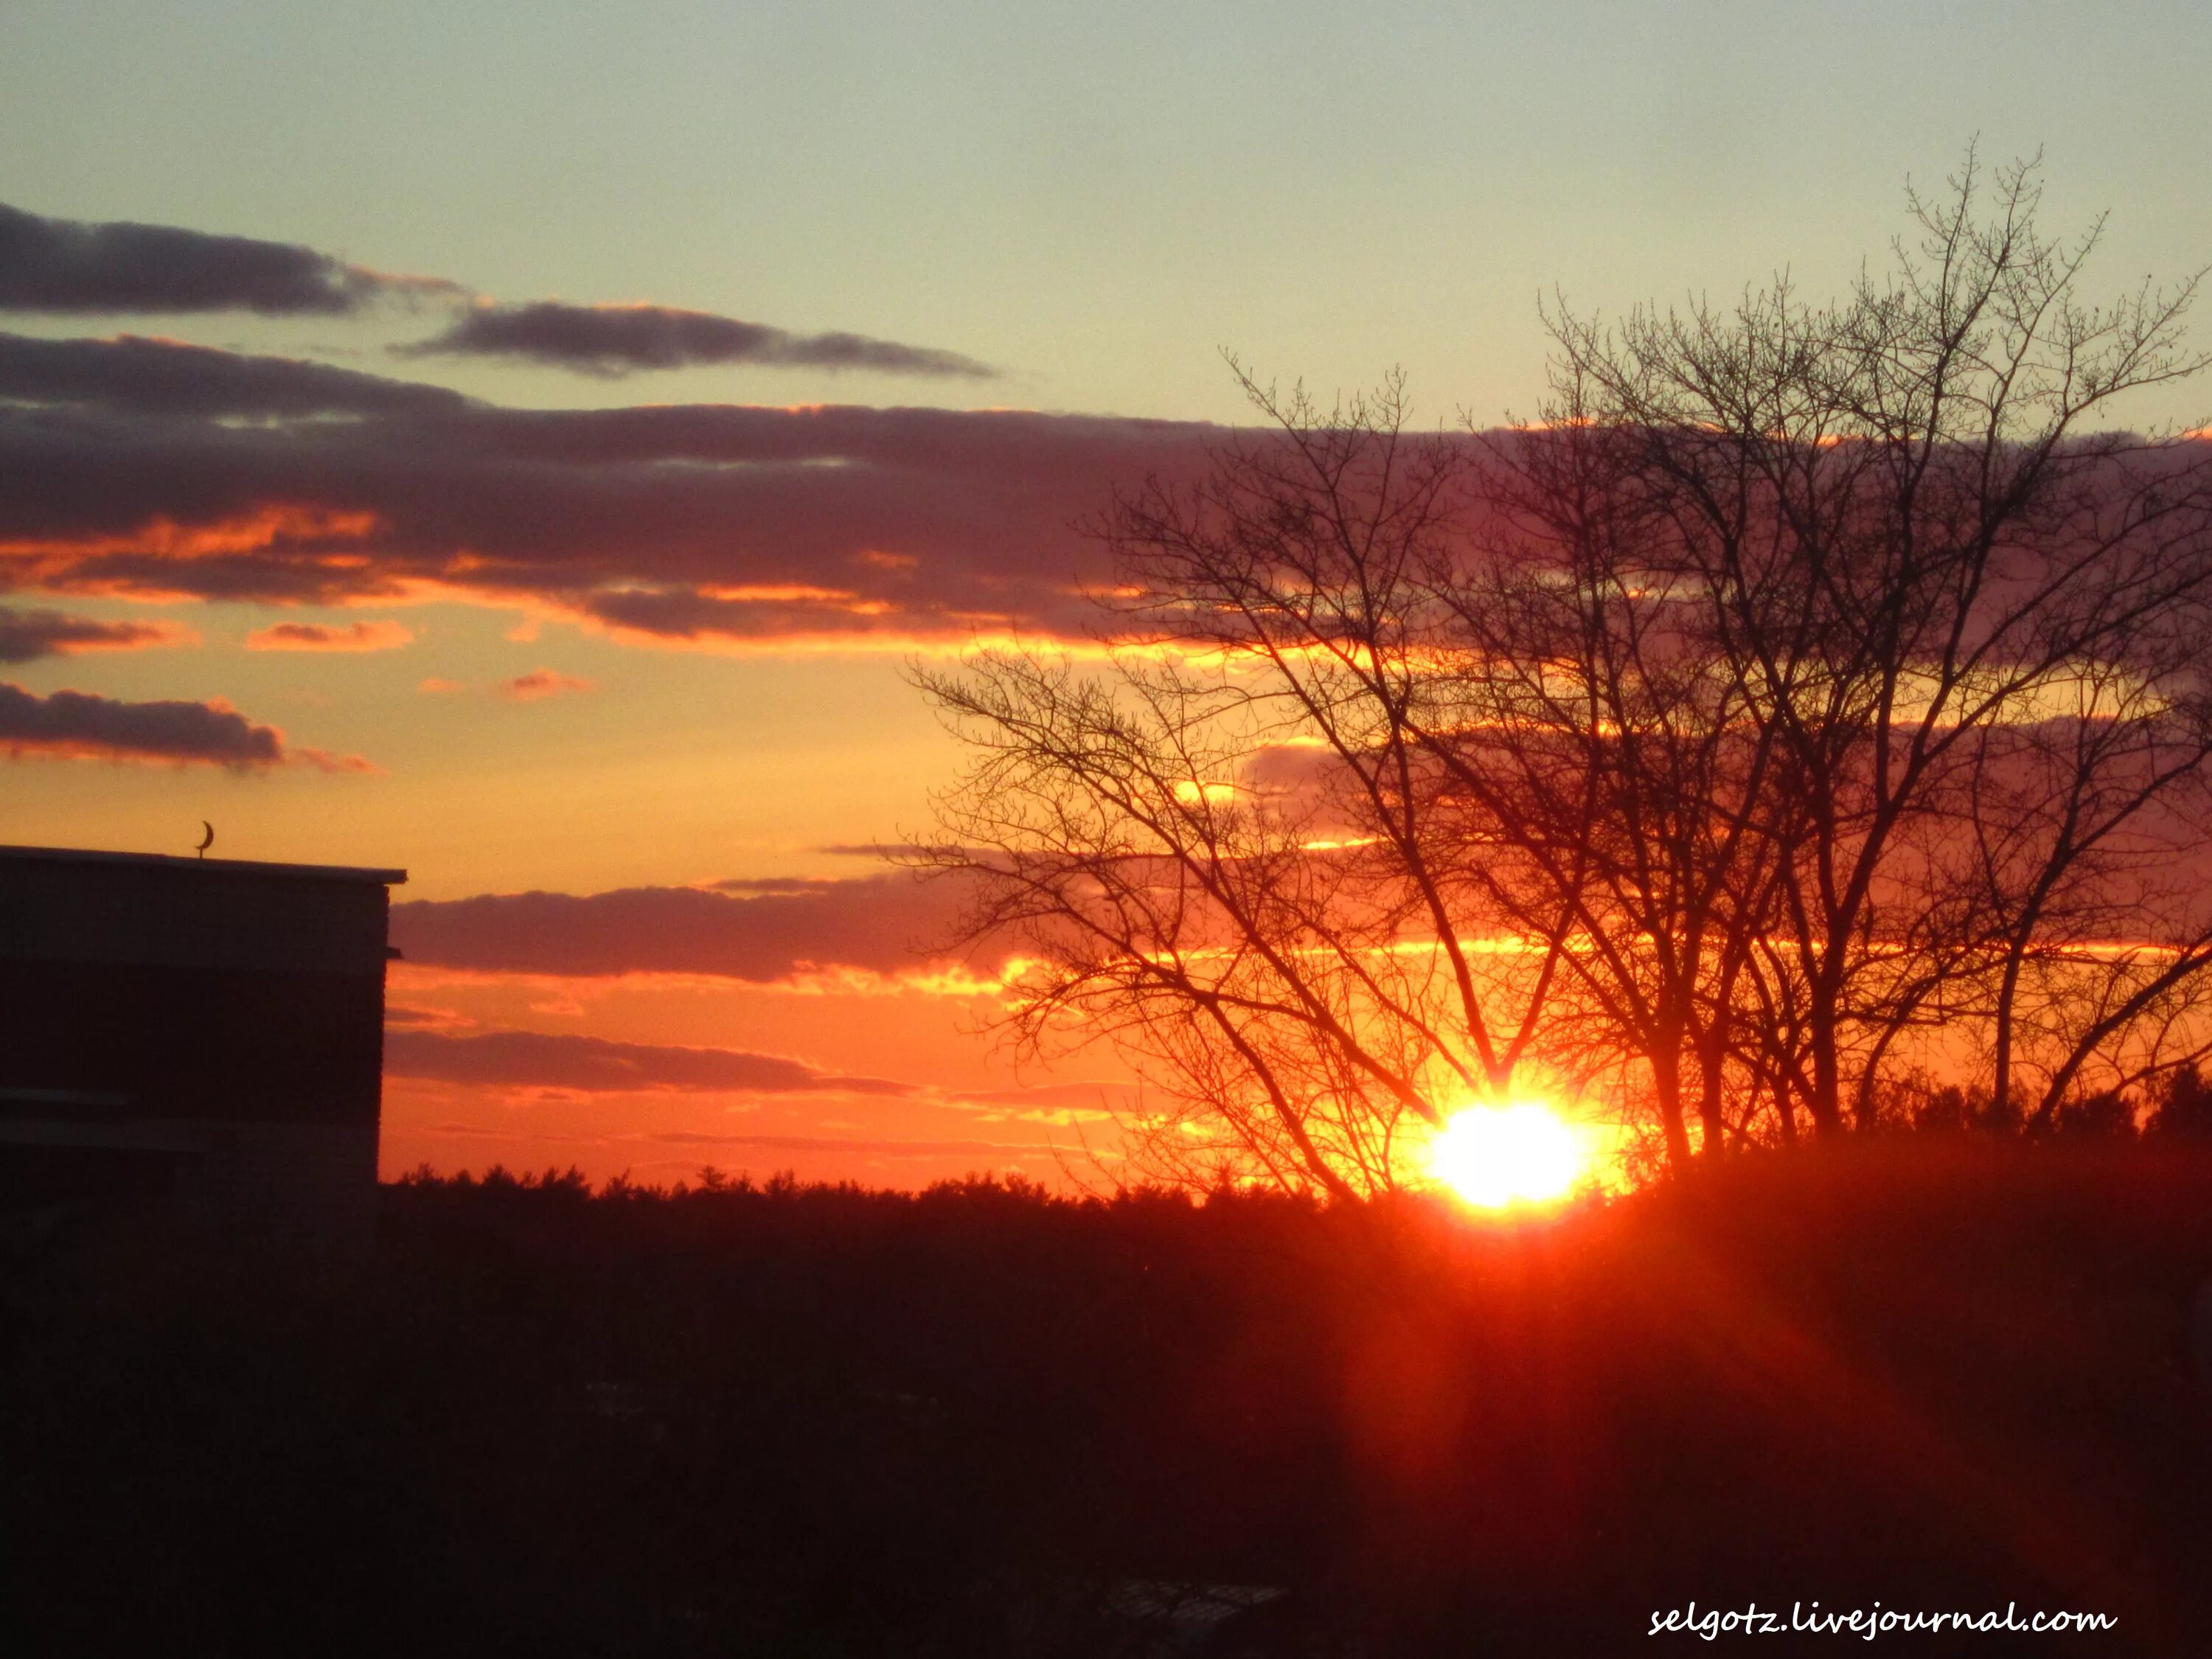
<box><xmin>10</xmin><ymin>1141</ymin><xmax>2212</xmax><ymax>1655</ymax></box>
<box><xmin>1877</xmin><ymin>1060</ymin><xmax>2212</xmax><ymax>1143</ymax></box>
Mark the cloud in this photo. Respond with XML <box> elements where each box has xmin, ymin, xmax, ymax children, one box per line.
<box><xmin>0</xmin><ymin>331</ymin><xmax>469</xmax><ymax>419</ymax></box>
<box><xmin>383</xmin><ymin>1003</ymin><xmax>470</xmax><ymax>1030</ymax></box>
<box><xmin>417</xmin><ymin>676</ymin><xmax>468</xmax><ymax>695</ymax></box>
<box><xmin>403</xmin><ymin>300</ymin><xmax>997</xmax><ymax>379</ymax></box>
<box><xmin>0</xmin><ymin>201</ymin><xmax>453</xmax><ymax>315</ymax></box>
<box><xmin>245</xmin><ymin>619</ymin><xmax>414</xmax><ymax>653</ymax></box>
<box><xmin>383</xmin><ymin>1026</ymin><xmax>912</xmax><ymax>1095</ymax></box>
<box><xmin>0</xmin><ymin>331</ymin><xmax>1225</xmax><ymax>646</ymax></box>
<box><xmin>502</xmin><ymin>667</ymin><xmax>591</xmax><ymax>700</ymax></box>
<box><xmin>390</xmin><ymin>871</ymin><xmax>977</xmax><ymax>984</ymax></box>
<box><xmin>0</xmin><ymin>603</ymin><xmax>189</xmax><ymax>663</ymax></box>
<box><xmin>0</xmin><ymin>681</ymin><xmax>367</xmax><ymax>769</ymax></box>
<box><xmin>0</xmin><ymin>202</ymin><xmax>992</xmax><ymax>380</ymax></box>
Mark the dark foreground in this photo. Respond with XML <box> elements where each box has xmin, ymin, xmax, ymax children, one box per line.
<box><xmin>7</xmin><ymin>1147</ymin><xmax>2212</xmax><ymax>1656</ymax></box>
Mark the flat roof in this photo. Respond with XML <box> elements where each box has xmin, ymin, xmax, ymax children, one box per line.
<box><xmin>0</xmin><ymin>844</ymin><xmax>407</xmax><ymax>886</ymax></box>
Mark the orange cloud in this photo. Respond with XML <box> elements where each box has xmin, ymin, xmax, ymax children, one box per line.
<box><xmin>245</xmin><ymin>618</ymin><xmax>414</xmax><ymax>653</ymax></box>
<box><xmin>292</xmin><ymin>746</ymin><xmax>383</xmax><ymax>775</ymax></box>
<box><xmin>0</xmin><ymin>503</ymin><xmax>382</xmax><ymax>566</ymax></box>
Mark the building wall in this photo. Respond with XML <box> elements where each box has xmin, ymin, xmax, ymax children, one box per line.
<box><xmin>0</xmin><ymin>958</ymin><xmax>383</xmax><ymax>1127</ymax></box>
<box><xmin>0</xmin><ymin>849</ymin><xmax>400</xmax><ymax>1243</ymax></box>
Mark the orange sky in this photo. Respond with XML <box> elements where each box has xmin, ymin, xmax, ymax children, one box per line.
<box><xmin>0</xmin><ymin>302</ymin><xmax>1188</xmax><ymax>1185</ymax></box>
<box><xmin>5</xmin><ymin>22</ymin><xmax>2210</xmax><ymax>1185</ymax></box>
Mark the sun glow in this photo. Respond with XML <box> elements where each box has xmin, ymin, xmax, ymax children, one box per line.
<box><xmin>1428</xmin><ymin>1103</ymin><xmax>1585</xmax><ymax>1209</ymax></box>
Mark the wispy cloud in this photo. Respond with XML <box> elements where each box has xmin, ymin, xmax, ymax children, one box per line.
<box><xmin>245</xmin><ymin>619</ymin><xmax>414</xmax><ymax>653</ymax></box>
<box><xmin>501</xmin><ymin>667</ymin><xmax>592</xmax><ymax>701</ymax></box>
<box><xmin>403</xmin><ymin>300</ymin><xmax>997</xmax><ymax>380</ymax></box>
<box><xmin>385</xmin><ymin>1026</ymin><xmax>914</xmax><ymax>1096</ymax></box>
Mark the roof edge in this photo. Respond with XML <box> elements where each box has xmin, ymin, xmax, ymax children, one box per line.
<box><xmin>0</xmin><ymin>844</ymin><xmax>408</xmax><ymax>886</ymax></box>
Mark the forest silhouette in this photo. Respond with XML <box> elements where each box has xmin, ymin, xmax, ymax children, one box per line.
<box><xmin>10</xmin><ymin>1106</ymin><xmax>2212</xmax><ymax>1655</ymax></box>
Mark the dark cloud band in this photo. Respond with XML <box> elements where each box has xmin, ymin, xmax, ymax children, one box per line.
<box><xmin>384</xmin><ymin>1027</ymin><xmax>911</xmax><ymax>1095</ymax></box>
<box><xmin>402</xmin><ymin>300</ymin><xmax>996</xmax><ymax>379</ymax></box>
<box><xmin>0</xmin><ymin>331</ymin><xmax>1225</xmax><ymax>644</ymax></box>
<box><xmin>0</xmin><ymin>201</ymin><xmax>445</xmax><ymax>316</ymax></box>
<box><xmin>0</xmin><ymin>330</ymin><xmax>468</xmax><ymax>418</ymax></box>
<box><xmin>391</xmin><ymin>872</ymin><xmax>971</xmax><ymax>983</ymax></box>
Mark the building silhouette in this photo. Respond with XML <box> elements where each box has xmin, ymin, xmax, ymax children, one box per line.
<box><xmin>0</xmin><ymin>844</ymin><xmax>405</xmax><ymax>1242</ymax></box>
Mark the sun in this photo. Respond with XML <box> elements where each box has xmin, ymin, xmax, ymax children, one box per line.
<box><xmin>1428</xmin><ymin>1102</ymin><xmax>1585</xmax><ymax>1209</ymax></box>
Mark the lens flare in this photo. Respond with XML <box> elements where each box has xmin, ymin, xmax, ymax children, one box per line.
<box><xmin>1429</xmin><ymin>1102</ymin><xmax>1583</xmax><ymax>1208</ymax></box>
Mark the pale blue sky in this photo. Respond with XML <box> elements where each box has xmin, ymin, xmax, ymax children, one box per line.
<box><xmin>4</xmin><ymin>0</ymin><xmax>2211</xmax><ymax>896</ymax></box>
<box><xmin>5</xmin><ymin>0</ymin><xmax>2208</xmax><ymax>425</ymax></box>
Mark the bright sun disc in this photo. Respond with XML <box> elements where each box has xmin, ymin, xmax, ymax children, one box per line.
<box><xmin>1430</xmin><ymin>1104</ymin><xmax>1583</xmax><ymax>1209</ymax></box>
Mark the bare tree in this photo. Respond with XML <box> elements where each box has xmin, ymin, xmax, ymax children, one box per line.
<box><xmin>917</xmin><ymin>151</ymin><xmax>2212</xmax><ymax>1191</ymax></box>
<box><xmin>917</xmin><ymin>376</ymin><xmax>1570</xmax><ymax>1198</ymax></box>
<box><xmin>1530</xmin><ymin>148</ymin><xmax>2212</xmax><ymax>1144</ymax></box>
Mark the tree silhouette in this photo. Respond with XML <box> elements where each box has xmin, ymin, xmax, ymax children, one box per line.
<box><xmin>919</xmin><ymin>150</ymin><xmax>2212</xmax><ymax>1189</ymax></box>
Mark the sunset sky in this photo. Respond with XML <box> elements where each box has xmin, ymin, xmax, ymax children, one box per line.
<box><xmin>4</xmin><ymin>1</ymin><xmax>2209</xmax><ymax>1186</ymax></box>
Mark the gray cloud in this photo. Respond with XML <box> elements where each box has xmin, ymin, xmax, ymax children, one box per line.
<box><xmin>0</xmin><ymin>201</ymin><xmax>450</xmax><ymax>315</ymax></box>
<box><xmin>0</xmin><ymin>201</ymin><xmax>995</xmax><ymax>380</ymax></box>
<box><xmin>0</xmin><ymin>681</ymin><xmax>348</xmax><ymax>768</ymax></box>
<box><xmin>0</xmin><ymin>604</ymin><xmax>181</xmax><ymax>664</ymax></box>
<box><xmin>384</xmin><ymin>1027</ymin><xmax>913</xmax><ymax>1095</ymax></box>
<box><xmin>0</xmin><ymin>330</ymin><xmax>467</xmax><ymax>418</ymax></box>
<box><xmin>390</xmin><ymin>872</ymin><xmax>973</xmax><ymax>983</ymax></box>
<box><xmin>0</xmin><ymin>331</ymin><xmax>1225</xmax><ymax>641</ymax></box>
<box><xmin>403</xmin><ymin>300</ymin><xmax>996</xmax><ymax>379</ymax></box>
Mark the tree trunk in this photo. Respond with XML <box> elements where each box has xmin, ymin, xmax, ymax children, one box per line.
<box><xmin>1806</xmin><ymin>1001</ymin><xmax>1845</xmax><ymax>1138</ymax></box>
<box><xmin>1651</xmin><ymin>1047</ymin><xmax>1694</xmax><ymax>1173</ymax></box>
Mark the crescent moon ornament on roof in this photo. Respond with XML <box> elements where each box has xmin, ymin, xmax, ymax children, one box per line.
<box><xmin>196</xmin><ymin>821</ymin><xmax>214</xmax><ymax>858</ymax></box>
